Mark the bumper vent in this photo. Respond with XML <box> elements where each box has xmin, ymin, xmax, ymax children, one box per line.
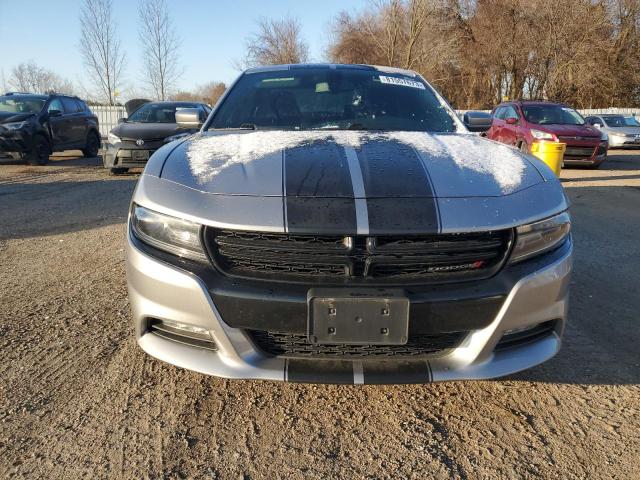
<box><xmin>148</xmin><ymin>319</ymin><xmax>217</xmax><ymax>351</ymax></box>
<box><xmin>495</xmin><ymin>320</ymin><xmax>557</xmax><ymax>351</ymax></box>
<box><xmin>205</xmin><ymin>229</ymin><xmax>512</xmax><ymax>284</ymax></box>
<box><xmin>247</xmin><ymin>330</ymin><xmax>466</xmax><ymax>358</ymax></box>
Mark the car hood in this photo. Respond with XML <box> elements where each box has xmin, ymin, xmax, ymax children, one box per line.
<box><xmin>111</xmin><ymin>121</ymin><xmax>185</xmax><ymax>140</ymax></box>
<box><xmin>0</xmin><ymin>112</ymin><xmax>35</xmax><ymax>124</ymax></box>
<box><xmin>160</xmin><ymin>130</ymin><xmax>544</xmax><ymax>198</ymax></box>
<box><xmin>605</xmin><ymin>126</ymin><xmax>640</xmax><ymax>135</ymax></box>
<box><xmin>535</xmin><ymin>123</ymin><xmax>600</xmax><ymax>138</ymax></box>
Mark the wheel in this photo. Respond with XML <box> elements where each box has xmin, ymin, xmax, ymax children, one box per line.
<box><xmin>110</xmin><ymin>167</ymin><xmax>128</xmax><ymax>175</ymax></box>
<box><xmin>82</xmin><ymin>131</ymin><xmax>100</xmax><ymax>158</ymax></box>
<box><xmin>27</xmin><ymin>135</ymin><xmax>50</xmax><ymax>165</ymax></box>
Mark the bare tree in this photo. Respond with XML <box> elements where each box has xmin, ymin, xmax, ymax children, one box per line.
<box><xmin>79</xmin><ymin>0</ymin><xmax>126</xmax><ymax>105</ymax></box>
<box><xmin>171</xmin><ymin>81</ymin><xmax>227</xmax><ymax>106</ymax></box>
<box><xmin>139</xmin><ymin>0</ymin><xmax>182</xmax><ymax>100</ymax></box>
<box><xmin>239</xmin><ymin>17</ymin><xmax>309</xmax><ymax>68</ymax></box>
<box><xmin>9</xmin><ymin>61</ymin><xmax>75</xmax><ymax>95</ymax></box>
<box><xmin>0</xmin><ymin>68</ymin><xmax>9</xmax><ymax>93</ymax></box>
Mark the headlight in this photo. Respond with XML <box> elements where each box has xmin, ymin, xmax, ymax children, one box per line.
<box><xmin>608</xmin><ymin>132</ymin><xmax>624</xmax><ymax>138</ymax></box>
<box><xmin>108</xmin><ymin>132</ymin><xmax>121</xmax><ymax>144</ymax></box>
<box><xmin>130</xmin><ymin>204</ymin><xmax>207</xmax><ymax>261</ymax></box>
<box><xmin>2</xmin><ymin>121</ymin><xmax>27</xmax><ymax>131</ymax></box>
<box><xmin>530</xmin><ymin>129</ymin><xmax>556</xmax><ymax>140</ymax></box>
<box><xmin>510</xmin><ymin>212</ymin><xmax>571</xmax><ymax>264</ymax></box>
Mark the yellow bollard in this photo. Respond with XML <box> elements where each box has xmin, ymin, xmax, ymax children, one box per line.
<box><xmin>529</xmin><ymin>141</ymin><xmax>566</xmax><ymax>176</ymax></box>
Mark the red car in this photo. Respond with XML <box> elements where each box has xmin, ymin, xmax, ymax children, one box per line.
<box><xmin>487</xmin><ymin>100</ymin><xmax>608</xmax><ymax>168</ymax></box>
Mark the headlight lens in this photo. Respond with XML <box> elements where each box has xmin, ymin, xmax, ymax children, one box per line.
<box><xmin>530</xmin><ymin>129</ymin><xmax>556</xmax><ymax>140</ymax></box>
<box><xmin>2</xmin><ymin>121</ymin><xmax>27</xmax><ymax>131</ymax></box>
<box><xmin>130</xmin><ymin>204</ymin><xmax>207</xmax><ymax>261</ymax></box>
<box><xmin>510</xmin><ymin>212</ymin><xmax>571</xmax><ymax>264</ymax></box>
<box><xmin>108</xmin><ymin>132</ymin><xmax>121</xmax><ymax>144</ymax></box>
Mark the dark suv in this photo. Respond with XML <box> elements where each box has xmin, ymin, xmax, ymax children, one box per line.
<box><xmin>0</xmin><ymin>92</ymin><xmax>100</xmax><ymax>165</ymax></box>
<box><xmin>487</xmin><ymin>100</ymin><xmax>607</xmax><ymax>168</ymax></box>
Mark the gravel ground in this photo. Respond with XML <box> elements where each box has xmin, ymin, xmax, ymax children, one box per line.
<box><xmin>0</xmin><ymin>152</ymin><xmax>639</xmax><ymax>479</ymax></box>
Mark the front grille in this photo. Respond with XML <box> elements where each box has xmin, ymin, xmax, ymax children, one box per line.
<box><xmin>205</xmin><ymin>229</ymin><xmax>512</xmax><ymax>284</ymax></box>
<box><xmin>120</xmin><ymin>138</ymin><xmax>166</xmax><ymax>150</ymax></box>
<box><xmin>248</xmin><ymin>330</ymin><xmax>465</xmax><ymax>358</ymax></box>
<box><xmin>563</xmin><ymin>146</ymin><xmax>596</xmax><ymax>158</ymax></box>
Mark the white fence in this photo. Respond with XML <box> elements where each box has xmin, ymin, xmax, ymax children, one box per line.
<box><xmin>88</xmin><ymin>105</ymin><xmax>640</xmax><ymax>138</ymax></box>
<box><xmin>89</xmin><ymin>105</ymin><xmax>127</xmax><ymax>138</ymax></box>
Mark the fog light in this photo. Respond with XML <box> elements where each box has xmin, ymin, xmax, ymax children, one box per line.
<box><xmin>148</xmin><ymin>318</ymin><xmax>217</xmax><ymax>351</ymax></box>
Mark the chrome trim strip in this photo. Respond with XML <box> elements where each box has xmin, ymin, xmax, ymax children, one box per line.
<box><xmin>353</xmin><ymin>361</ymin><xmax>364</xmax><ymax>384</ymax></box>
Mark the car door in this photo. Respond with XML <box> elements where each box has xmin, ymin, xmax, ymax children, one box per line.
<box><xmin>46</xmin><ymin>98</ymin><xmax>68</xmax><ymax>149</ymax></box>
<box><xmin>487</xmin><ymin>107</ymin><xmax>505</xmax><ymax>142</ymax></box>
<box><xmin>61</xmin><ymin>97</ymin><xmax>86</xmax><ymax>148</ymax></box>
<box><xmin>501</xmin><ymin>105</ymin><xmax>520</xmax><ymax>147</ymax></box>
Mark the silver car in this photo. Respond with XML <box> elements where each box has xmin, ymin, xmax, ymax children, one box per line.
<box><xmin>126</xmin><ymin>64</ymin><xmax>573</xmax><ymax>384</ymax></box>
<box><xmin>585</xmin><ymin>114</ymin><xmax>640</xmax><ymax>148</ymax></box>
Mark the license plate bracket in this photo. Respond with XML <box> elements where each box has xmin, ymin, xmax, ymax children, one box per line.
<box><xmin>307</xmin><ymin>288</ymin><xmax>409</xmax><ymax>345</ymax></box>
<box><xmin>132</xmin><ymin>150</ymin><xmax>150</xmax><ymax>160</ymax></box>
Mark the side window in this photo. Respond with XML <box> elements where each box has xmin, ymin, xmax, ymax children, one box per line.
<box><xmin>75</xmin><ymin>99</ymin><xmax>88</xmax><ymax>112</ymax></box>
<box><xmin>61</xmin><ymin>97</ymin><xmax>80</xmax><ymax>114</ymax></box>
<box><xmin>47</xmin><ymin>98</ymin><xmax>64</xmax><ymax>113</ymax></box>
<box><xmin>504</xmin><ymin>105</ymin><xmax>519</xmax><ymax>120</ymax></box>
<box><xmin>198</xmin><ymin>106</ymin><xmax>208</xmax><ymax>122</ymax></box>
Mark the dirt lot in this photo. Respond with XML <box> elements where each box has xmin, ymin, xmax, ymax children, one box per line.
<box><xmin>1</xmin><ymin>151</ymin><xmax>639</xmax><ymax>479</ymax></box>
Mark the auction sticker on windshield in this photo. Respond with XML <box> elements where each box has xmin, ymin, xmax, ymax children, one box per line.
<box><xmin>379</xmin><ymin>75</ymin><xmax>426</xmax><ymax>89</ymax></box>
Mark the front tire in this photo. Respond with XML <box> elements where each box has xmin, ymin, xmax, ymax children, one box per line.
<box><xmin>27</xmin><ymin>135</ymin><xmax>50</xmax><ymax>166</ymax></box>
<box><xmin>82</xmin><ymin>131</ymin><xmax>100</xmax><ymax>158</ymax></box>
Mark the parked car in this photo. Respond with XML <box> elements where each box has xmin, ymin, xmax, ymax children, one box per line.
<box><xmin>462</xmin><ymin>110</ymin><xmax>492</xmax><ymax>134</ymax></box>
<box><xmin>584</xmin><ymin>114</ymin><xmax>640</xmax><ymax>148</ymax></box>
<box><xmin>487</xmin><ymin>100</ymin><xmax>607</xmax><ymax>168</ymax></box>
<box><xmin>125</xmin><ymin>64</ymin><xmax>573</xmax><ymax>384</ymax></box>
<box><xmin>623</xmin><ymin>115</ymin><xmax>640</xmax><ymax>127</ymax></box>
<box><xmin>0</xmin><ymin>92</ymin><xmax>100</xmax><ymax>165</ymax></box>
<box><xmin>104</xmin><ymin>101</ymin><xmax>211</xmax><ymax>174</ymax></box>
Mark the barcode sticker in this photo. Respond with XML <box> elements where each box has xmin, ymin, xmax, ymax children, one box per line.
<box><xmin>379</xmin><ymin>75</ymin><xmax>426</xmax><ymax>89</ymax></box>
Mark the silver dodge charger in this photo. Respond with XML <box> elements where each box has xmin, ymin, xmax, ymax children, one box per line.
<box><xmin>126</xmin><ymin>64</ymin><xmax>573</xmax><ymax>384</ymax></box>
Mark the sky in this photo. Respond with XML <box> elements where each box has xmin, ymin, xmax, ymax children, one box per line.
<box><xmin>0</xmin><ymin>0</ymin><xmax>368</xmax><ymax>99</ymax></box>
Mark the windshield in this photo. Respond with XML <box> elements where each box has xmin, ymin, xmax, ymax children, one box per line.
<box><xmin>522</xmin><ymin>105</ymin><xmax>585</xmax><ymax>126</ymax></box>
<box><xmin>624</xmin><ymin>116</ymin><xmax>640</xmax><ymax>127</ymax></box>
<box><xmin>127</xmin><ymin>103</ymin><xmax>200</xmax><ymax>123</ymax></box>
<box><xmin>0</xmin><ymin>96</ymin><xmax>46</xmax><ymax>114</ymax></box>
<box><xmin>602</xmin><ymin>116</ymin><xmax>627</xmax><ymax>127</ymax></box>
<box><xmin>209</xmin><ymin>68</ymin><xmax>455</xmax><ymax>132</ymax></box>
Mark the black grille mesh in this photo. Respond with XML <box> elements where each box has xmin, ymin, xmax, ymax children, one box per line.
<box><xmin>206</xmin><ymin>229</ymin><xmax>512</xmax><ymax>284</ymax></box>
<box><xmin>248</xmin><ymin>330</ymin><xmax>465</xmax><ymax>358</ymax></box>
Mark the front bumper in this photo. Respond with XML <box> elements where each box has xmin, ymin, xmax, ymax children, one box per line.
<box><xmin>607</xmin><ymin>135</ymin><xmax>640</xmax><ymax>148</ymax></box>
<box><xmin>126</xmin><ymin>228</ymin><xmax>573</xmax><ymax>384</ymax></box>
<box><xmin>0</xmin><ymin>130</ymin><xmax>32</xmax><ymax>155</ymax></box>
<box><xmin>103</xmin><ymin>142</ymin><xmax>157</xmax><ymax>169</ymax></box>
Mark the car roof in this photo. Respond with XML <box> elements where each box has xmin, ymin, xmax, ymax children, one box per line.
<box><xmin>2</xmin><ymin>92</ymin><xmax>48</xmax><ymax>100</ymax></box>
<box><xmin>143</xmin><ymin>101</ymin><xmax>204</xmax><ymax>106</ymax></box>
<box><xmin>244</xmin><ymin>63</ymin><xmax>420</xmax><ymax>78</ymax></box>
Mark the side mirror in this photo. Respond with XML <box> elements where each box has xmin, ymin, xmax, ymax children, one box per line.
<box><xmin>593</xmin><ymin>123</ymin><xmax>602</xmax><ymax>129</ymax></box>
<box><xmin>118</xmin><ymin>117</ymin><xmax>126</xmax><ymax>124</ymax></box>
<box><xmin>48</xmin><ymin>109</ymin><xmax>62</xmax><ymax>117</ymax></box>
<box><xmin>462</xmin><ymin>111</ymin><xmax>493</xmax><ymax>133</ymax></box>
<box><xmin>175</xmin><ymin>108</ymin><xmax>202</xmax><ymax>129</ymax></box>
<box><xmin>506</xmin><ymin>117</ymin><xmax>518</xmax><ymax>125</ymax></box>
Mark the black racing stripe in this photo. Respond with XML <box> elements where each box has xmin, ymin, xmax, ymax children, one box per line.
<box><xmin>286</xmin><ymin>359</ymin><xmax>354</xmax><ymax>384</ymax></box>
<box><xmin>357</xmin><ymin>139</ymin><xmax>434</xmax><ymax>197</ymax></box>
<box><xmin>284</xmin><ymin>141</ymin><xmax>357</xmax><ymax>234</ymax></box>
<box><xmin>284</xmin><ymin>141</ymin><xmax>353</xmax><ymax>197</ymax></box>
<box><xmin>366</xmin><ymin>198</ymin><xmax>438</xmax><ymax>234</ymax></box>
<box><xmin>285</xmin><ymin>197</ymin><xmax>357</xmax><ymax>234</ymax></box>
<box><xmin>356</xmin><ymin>139</ymin><xmax>440</xmax><ymax>234</ymax></box>
<box><xmin>363</xmin><ymin>360</ymin><xmax>431</xmax><ymax>384</ymax></box>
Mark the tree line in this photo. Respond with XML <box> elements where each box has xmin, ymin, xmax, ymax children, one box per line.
<box><xmin>239</xmin><ymin>0</ymin><xmax>640</xmax><ymax>109</ymax></box>
<box><xmin>4</xmin><ymin>0</ymin><xmax>639</xmax><ymax>109</ymax></box>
